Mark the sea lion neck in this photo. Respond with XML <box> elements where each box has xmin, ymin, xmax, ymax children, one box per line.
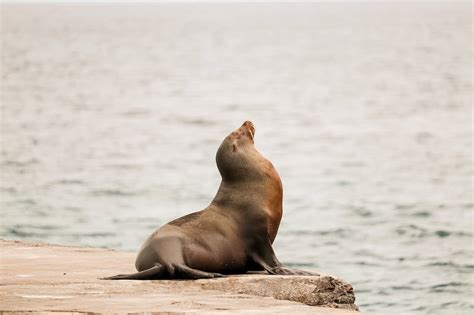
<box><xmin>210</xmin><ymin>161</ymin><xmax>283</xmax><ymax>243</ymax></box>
<box><xmin>211</xmin><ymin>179</ymin><xmax>267</xmax><ymax>208</ymax></box>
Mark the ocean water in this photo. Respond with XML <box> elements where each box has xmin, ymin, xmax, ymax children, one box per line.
<box><xmin>1</xmin><ymin>3</ymin><xmax>472</xmax><ymax>314</ymax></box>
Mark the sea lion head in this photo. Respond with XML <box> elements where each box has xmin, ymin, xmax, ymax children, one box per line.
<box><xmin>216</xmin><ymin>121</ymin><xmax>261</xmax><ymax>182</ymax></box>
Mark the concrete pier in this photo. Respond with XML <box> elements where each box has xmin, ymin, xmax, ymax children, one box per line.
<box><xmin>1</xmin><ymin>239</ymin><xmax>361</xmax><ymax>314</ymax></box>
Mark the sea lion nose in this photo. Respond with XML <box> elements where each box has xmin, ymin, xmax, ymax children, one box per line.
<box><xmin>242</xmin><ymin>121</ymin><xmax>256</xmax><ymax>137</ymax></box>
<box><xmin>242</xmin><ymin>121</ymin><xmax>253</xmax><ymax>128</ymax></box>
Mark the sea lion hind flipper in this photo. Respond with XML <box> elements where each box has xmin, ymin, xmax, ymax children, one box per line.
<box><xmin>174</xmin><ymin>264</ymin><xmax>224</xmax><ymax>279</ymax></box>
<box><xmin>101</xmin><ymin>264</ymin><xmax>165</xmax><ymax>280</ymax></box>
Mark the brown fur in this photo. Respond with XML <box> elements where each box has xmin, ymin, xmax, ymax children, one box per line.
<box><xmin>103</xmin><ymin>121</ymin><xmax>317</xmax><ymax>280</ymax></box>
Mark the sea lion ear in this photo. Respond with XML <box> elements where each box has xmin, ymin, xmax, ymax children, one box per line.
<box><xmin>232</xmin><ymin>144</ymin><xmax>237</xmax><ymax>152</ymax></box>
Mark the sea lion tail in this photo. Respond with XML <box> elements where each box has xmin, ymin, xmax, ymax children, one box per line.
<box><xmin>101</xmin><ymin>264</ymin><xmax>165</xmax><ymax>280</ymax></box>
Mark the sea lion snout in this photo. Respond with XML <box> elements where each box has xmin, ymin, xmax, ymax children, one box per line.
<box><xmin>230</xmin><ymin>121</ymin><xmax>255</xmax><ymax>141</ymax></box>
<box><xmin>242</xmin><ymin>121</ymin><xmax>256</xmax><ymax>140</ymax></box>
<box><xmin>242</xmin><ymin>120</ymin><xmax>255</xmax><ymax>132</ymax></box>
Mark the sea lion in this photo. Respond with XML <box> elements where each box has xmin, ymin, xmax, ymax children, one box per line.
<box><xmin>104</xmin><ymin>121</ymin><xmax>317</xmax><ymax>280</ymax></box>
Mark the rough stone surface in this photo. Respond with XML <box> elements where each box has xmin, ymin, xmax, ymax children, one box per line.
<box><xmin>194</xmin><ymin>274</ymin><xmax>357</xmax><ymax>309</ymax></box>
<box><xmin>0</xmin><ymin>239</ymin><xmax>361</xmax><ymax>314</ymax></box>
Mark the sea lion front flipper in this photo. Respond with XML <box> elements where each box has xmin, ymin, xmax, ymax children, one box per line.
<box><xmin>174</xmin><ymin>264</ymin><xmax>224</xmax><ymax>279</ymax></box>
<box><xmin>101</xmin><ymin>264</ymin><xmax>165</xmax><ymax>280</ymax></box>
<box><xmin>268</xmin><ymin>266</ymin><xmax>319</xmax><ymax>276</ymax></box>
<box><xmin>252</xmin><ymin>241</ymin><xmax>319</xmax><ymax>276</ymax></box>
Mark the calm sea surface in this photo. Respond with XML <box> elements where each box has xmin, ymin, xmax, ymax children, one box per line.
<box><xmin>1</xmin><ymin>3</ymin><xmax>472</xmax><ymax>314</ymax></box>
